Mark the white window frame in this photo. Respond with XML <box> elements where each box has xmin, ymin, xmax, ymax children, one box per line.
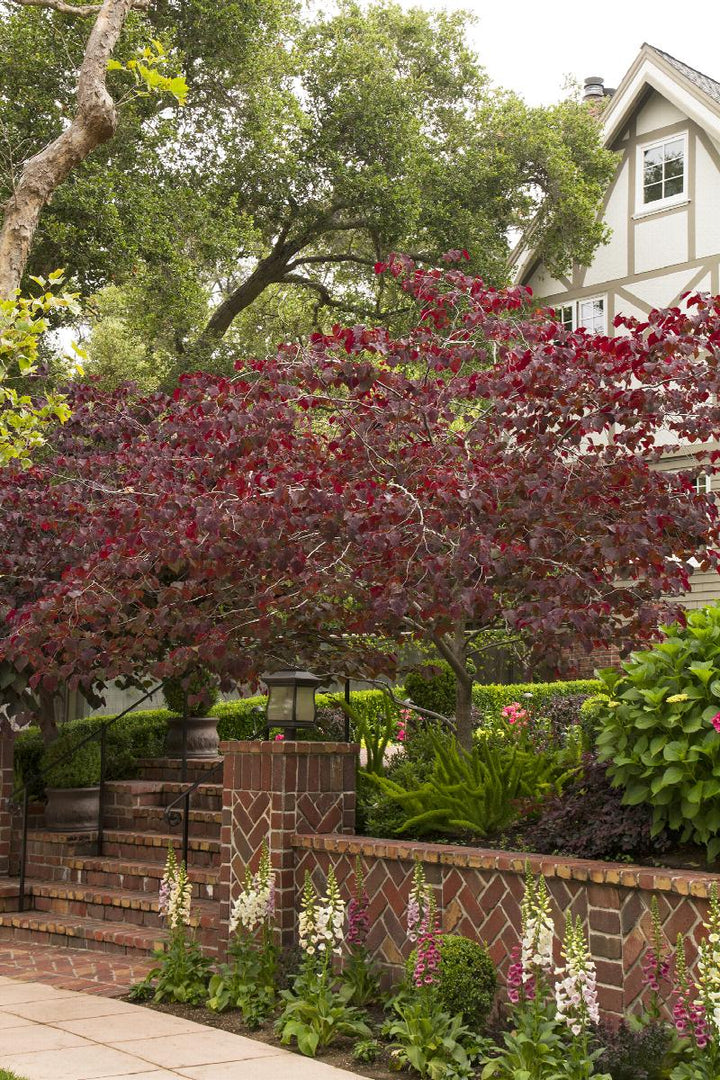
<box><xmin>636</xmin><ymin>131</ymin><xmax>688</xmax><ymax>215</ymax></box>
<box><xmin>553</xmin><ymin>296</ymin><xmax>607</xmax><ymax>335</ymax></box>
<box><xmin>695</xmin><ymin>473</ymin><xmax>713</xmax><ymax>495</ymax></box>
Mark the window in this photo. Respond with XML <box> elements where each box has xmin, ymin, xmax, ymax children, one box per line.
<box><xmin>638</xmin><ymin>134</ymin><xmax>687</xmax><ymax>211</ymax></box>
<box><xmin>577</xmin><ymin>297</ymin><xmax>606</xmax><ymax>334</ymax></box>
<box><xmin>695</xmin><ymin>473</ymin><xmax>713</xmax><ymax>495</ymax></box>
<box><xmin>553</xmin><ymin>297</ymin><xmax>606</xmax><ymax>334</ymax></box>
<box><xmin>556</xmin><ymin>304</ymin><xmax>574</xmax><ymax>331</ymax></box>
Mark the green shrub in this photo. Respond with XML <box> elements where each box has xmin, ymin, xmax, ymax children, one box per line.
<box><xmin>163</xmin><ymin>669</ymin><xmax>219</xmax><ymax>716</ymax></box>
<box><xmin>404</xmin><ymin>662</ymin><xmax>457</xmax><ymax>718</ymax></box>
<box><xmin>596</xmin><ymin>608</ymin><xmax>720</xmax><ymax>860</ymax></box>
<box><xmin>472</xmin><ymin>680</ymin><xmax>602</xmax><ymax>723</ymax></box>
<box><xmin>367</xmin><ymin>727</ymin><xmax>573</xmax><ymax>838</ymax></box>
<box><xmin>41</xmin><ymin>727</ymin><xmax>101</xmax><ymax>789</ymax></box>
<box><xmin>406</xmin><ymin>934</ymin><xmax>496</xmax><ymax>1029</ymax></box>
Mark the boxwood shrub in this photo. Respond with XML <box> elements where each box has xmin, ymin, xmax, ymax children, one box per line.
<box><xmin>596</xmin><ymin>607</ymin><xmax>720</xmax><ymax>860</ymax></box>
<box><xmin>406</xmin><ymin>934</ymin><xmax>497</xmax><ymax>1028</ymax></box>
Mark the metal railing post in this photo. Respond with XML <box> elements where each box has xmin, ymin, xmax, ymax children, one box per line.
<box><xmin>18</xmin><ymin>788</ymin><xmax>28</xmax><ymax>914</ymax></box>
<box><xmin>182</xmin><ymin>789</ymin><xmax>190</xmax><ymax>868</ymax></box>
<box><xmin>181</xmin><ymin>696</ymin><xmax>188</xmax><ymax>784</ymax></box>
<box><xmin>98</xmin><ymin>721</ymin><xmax>106</xmax><ymax>857</ymax></box>
<box><xmin>344</xmin><ymin>678</ymin><xmax>351</xmax><ymax>742</ymax></box>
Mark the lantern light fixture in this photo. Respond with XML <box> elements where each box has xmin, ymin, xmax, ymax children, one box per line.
<box><xmin>262</xmin><ymin>670</ymin><xmax>321</xmax><ymax>738</ymax></box>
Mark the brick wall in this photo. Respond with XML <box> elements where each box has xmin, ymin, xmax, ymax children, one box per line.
<box><xmin>291</xmin><ymin>833</ymin><xmax>716</xmax><ymax>1019</ymax></box>
<box><xmin>220</xmin><ymin>740</ymin><xmax>356</xmax><ymax>943</ymax></box>
<box><xmin>0</xmin><ymin>736</ymin><xmax>13</xmax><ymax>877</ymax></box>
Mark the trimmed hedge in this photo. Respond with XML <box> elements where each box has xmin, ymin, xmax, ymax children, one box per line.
<box><xmin>472</xmin><ymin>679</ymin><xmax>602</xmax><ymax>718</ymax></box>
<box><xmin>212</xmin><ymin>689</ymin><xmax>396</xmax><ymax>741</ymax></box>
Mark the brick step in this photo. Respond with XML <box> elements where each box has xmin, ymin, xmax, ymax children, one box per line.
<box><xmin>136</xmin><ymin>757</ymin><xmax>224</xmax><ymax>783</ymax></box>
<box><xmin>63</xmin><ymin>856</ymin><xmax>220</xmax><ymax>901</ymax></box>
<box><xmin>156</xmin><ymin>781</ymin><xmax>223</xmax><ymax>812</ymax></box>
<box><xmin>100</xmin><ymin>829</ymin><xmax>221</xmax><ymax>868</ymax></box>
<box><xmin>103</xmin><ymin>804</ymin><xmax>222</xmax><ymax>840</ymax></box>
<box><xmin>0</xmin><ymin>912</ymin><xmax>167</xmax><ymax>957</ymax></box>
<box><xmin>28</xmin><ymin>881</ymin><xmax>222</xmax><ymax>933</ymax></box>
<box><xmin>103</xmin><ymin>779</ymin><xmax>222</xmax><ymax>813</ymax></box>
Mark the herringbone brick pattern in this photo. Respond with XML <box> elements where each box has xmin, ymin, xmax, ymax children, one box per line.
<box><xmin>293</xmin><ymin>833</ymin><xmax>718</xmax><ymax>1020</ymax></box>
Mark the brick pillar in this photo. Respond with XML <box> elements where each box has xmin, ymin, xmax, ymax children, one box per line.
<box><xmin>0</xmin><ymin>736</ymin><xmax>13</xmax><ymax>877</ymax></box>
<box><xmin>220</xmin><ymin>740</ymin><xmax>358</xmax><ymax>945</ymax></box>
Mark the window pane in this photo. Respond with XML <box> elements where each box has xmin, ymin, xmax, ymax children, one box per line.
<box><xmin>644</xmin><ymin>181</ymin><xmax>663</xmax><ymax>203</ymax></box>
<box><xmin>664</xmin><ymin>154</ymin><xmax>684</xmax><ymax>180</ymax></box>
<box><xmin>664</xmin><ymin>174</ymin><xmax>683</xmax><ymax>197</ymax></box>
<box><xmin>664</xmin><ymin>138</ymin><xmax>684</xmax><ymax>161</ymax></box>
<box><xmin>644</xmin><ymin>146</ymin><xmax>664</xmax><ymax>167</ymax></box>
<box><xmin>644</xmin><ymin>161</ymin><xmax>663</xmax><ymax>185</ymax></box>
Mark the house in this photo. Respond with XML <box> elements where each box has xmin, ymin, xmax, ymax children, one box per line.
<box><xmin>514</xmin><ymin>43</ymin><xmax>720</xmax><ymax>619</ymax></box>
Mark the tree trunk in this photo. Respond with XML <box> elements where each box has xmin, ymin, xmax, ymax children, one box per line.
<box><xmin>192</xmin><ymin>246</ymin><xmax>300</xmax><ymax>356</ymax></box>
<box><xmin>432</xmin><ymin>622</ymin><xmax>474</xmax><ymax>750</ymax></box>
<box><xmin>0</xmin><ymin>0</ymin><xmax>135</xmax><ymax>298</ymax></box>
<box><xmin>454</xmin><ymin>665</ymin><xmax>474</xmax><ymax>751</ymax></box>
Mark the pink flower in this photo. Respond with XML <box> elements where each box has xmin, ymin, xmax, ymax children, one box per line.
<box><xmin>274</xmin><ymin>733</ymin><xmax>285</xmax><ymax>741</ymax></box>
<box><xmin>413</xmin><ymin>908</ymin><xmax>441</xmax><ymax>988</ymax></box>
<box><xmin>502</xmin><ymin>702</ymin><xmax>529</xmax><ymax>727</ymax></box>
<box><xmin>347</xmin><ymin>892</ymin><xmax>370</xmax><ymax>947</ymax></box>
<box><xmin>711</xmin><ymin>712</ymin><xmax>720</xmax><ymax>733</ymax></box>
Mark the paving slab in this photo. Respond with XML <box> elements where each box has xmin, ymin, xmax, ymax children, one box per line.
<box><xmin>110</xmin><ymin>1029</ymin><xmax>282</xmax><ymax>1069</ymax></box>
<box><xmin>0</xmin><ymin>978</ymin><xmax>367</xmax><ymax>1080</ymax></box>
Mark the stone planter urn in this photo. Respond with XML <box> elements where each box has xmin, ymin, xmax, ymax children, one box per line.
<box><xmin>45</xmin><ymin>786</ymin><xmax>101</xmax><ymax>832</ymax></box>
<box><xmin>165</xmin><ymin>716</ymin><xmax>219</xmax><ymax>759</ymax></box>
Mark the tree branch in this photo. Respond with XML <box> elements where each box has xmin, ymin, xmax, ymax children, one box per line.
<box><xmin>11</xmin><ymin>0</ymin><xmax>149</xmax><ymax>15</ymax></box>
<box><xmin>0</xmin><ymin>0</ymin><xmax>142</xmax><ymax>297</ymax></box>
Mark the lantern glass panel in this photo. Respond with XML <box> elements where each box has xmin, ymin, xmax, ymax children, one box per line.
<box><xmin>266</xmin><ymin>684</ymin><xmax>294</xmax><ymax>725</ymax></box>
<box><xmin>295</xmin><ymin>685</ymin><xmax>316</xmax><ymax>726</ymax></box>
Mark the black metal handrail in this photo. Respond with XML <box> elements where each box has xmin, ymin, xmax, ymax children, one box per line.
<box><xmin>11</xmin><ymin>682</ymin><xmax>165</xmax><ymax>912</ymax></box>
<box><xmin>163</xmin><ymin>706</ymin><xmax>266</xmax><ymax>867</ymax></box>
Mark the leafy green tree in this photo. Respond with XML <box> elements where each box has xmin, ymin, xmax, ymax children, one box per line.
<box><xmin>1</xmin><ymin>1</ymin><xmax>616</xmax><ymax>383</ymax></box>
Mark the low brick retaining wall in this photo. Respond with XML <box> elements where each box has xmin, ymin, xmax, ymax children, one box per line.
<box><xmin>219</xmin><ymin>741</ymin><xmax>720</xmax><ymax>1021</ymax></box>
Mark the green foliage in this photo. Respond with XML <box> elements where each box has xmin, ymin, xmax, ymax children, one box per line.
<box><xmin>352</xmin><ymin>1039</ymin><xmax>382</xmax><ymax>1064</ymax></box>
<box><xmin>595</xmin><ymin>608</ymin><xmax>720</xmax><ymax>860</ymax></box>
<box><xmin>339</xmin><ymin>691</ymin><xmax>398</xmax><ymax>775</ymax></box>
<box><xmin>367</xmin><ymin>728</ymin><xmax>574</xmax><ymax>838</ymax></box>
<box><xmin>275</xmin><ymin>971</ymin><xmax>372</xmax><ymax>1057</ymax></box>
<box><xmin>14</xmin><ymin>711</ymin><xmax>169</xmax><ymax>797</ymax></box>
<box><xmin>0</xmin><ymin>275</ymin><xmax>79</xmax><ymax>466</ymax></box>
<box><xmin>40</xmin><ymin>726</ymin><xmax>101</xmax><ymax>789</ymax></box>
<box><xmin>405</xmin><ymin>935</ymin><xmax>496</xmax><ymax>1030</ymax></box>
<box><xmin>163</xmin><ymin>669</ymin><xmax>219</xmax><ymax>717</ymax></box>
<box><xmin>472</xmin><ymin>681</ymin><xmax>602</xmax><ymax>724</ymax></box>
<box><xmin>130</xmin><ymin>933</ymin><xmax>211</xmax><ymax>1005</ymax></box>
<box><xmin>207</xmin><ymin>929</ymin><xmax>278</xmax><ymax>1028</ymax></box>
<box><xmin>357</xmin><ymin>722</ymin><xmax>449</xmax><ymax>838</ymax></box>
<box><xmin>2</xmin><ymin>0</ymin><xmax>614</xmax><ymax>377</ymax></box>
<box><xmin>405</xmin><ymin>663</ymin><xmax>457</xmax><ymax>718</ymax></box>
<box><xmin>383</xmin><ymin>993</ymin><xmax>482</xmax><ymax>1079</ymax></box>
<box><xmin>0</xmin><ymin>1071</ymin><xmax>31</xmax><ymax>1080</ymax></box>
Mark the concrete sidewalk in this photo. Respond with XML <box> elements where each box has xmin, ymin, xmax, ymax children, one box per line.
<box><xmin>0</xmin><ymin>976</ymin><xmax>364</xmax><ymax>1080</ymax></box>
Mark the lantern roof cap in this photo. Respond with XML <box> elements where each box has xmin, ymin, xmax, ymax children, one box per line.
<box><xmin>261</xmin><ymin>669</ymin><xmax>322</xmax><ymax>687</ymax></box>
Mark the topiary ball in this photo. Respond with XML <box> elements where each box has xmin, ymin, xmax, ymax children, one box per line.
<box><xmin>163</xmin><ymin>669</ymin><xmax>219</xmax><ymax>717</ymax></box>
<box><xmin>406</xmin><ymin>933</ymin><xmax>496</xmax><ymax>1029</ymax></box>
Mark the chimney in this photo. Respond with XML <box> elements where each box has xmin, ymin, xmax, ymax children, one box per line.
<box><xmin>583</xmin><ymin>76</ymin><xmax>616</xmax><ymax>102</ymax></box>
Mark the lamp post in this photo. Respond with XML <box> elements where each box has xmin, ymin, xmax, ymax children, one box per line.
<box><xmin>262</xmin><ymin>670</ymin><xmax>321</xmax><ymax>739</ymax></box>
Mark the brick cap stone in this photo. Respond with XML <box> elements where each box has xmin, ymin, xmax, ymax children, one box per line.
<box><xmin>219</xmin><ymin>740</ymin><xmax>360</xmax><ymax>756</ymax></box>
<box><xmin>292</xmin><ymin>833</ymin><xmax>720</xmax><ymax>897</ymax></box>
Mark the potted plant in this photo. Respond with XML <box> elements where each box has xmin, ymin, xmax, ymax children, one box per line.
<box><xmin>163</xmin><ymin>669</ymin><xmax>220</xmax><ymax>759</ymax></box>
<box><xmin>41</xmin><ymin>725</ymin><xmax>102</xmax><ymax>831</ymax></box>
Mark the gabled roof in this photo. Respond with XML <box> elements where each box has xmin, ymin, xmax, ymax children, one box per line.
<box><xmin>601</xmin><ymin>42</ymin><xmax>720</xmax><ymax>149</ymax></box>
<box><xmin>512</xmin><ymin>44</ymin><xmax>720</xmax><ymax>284</ymax></box>
<box><xmin>651</xmin><ymin>46</ymin><xmax>720</xmax><ymax>107</ymax></box>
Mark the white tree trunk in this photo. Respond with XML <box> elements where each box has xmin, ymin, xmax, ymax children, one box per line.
<box><xmin>0</xmin><ymin>0</ymin><xmax>136</xmax><ymax>297</ymax></box>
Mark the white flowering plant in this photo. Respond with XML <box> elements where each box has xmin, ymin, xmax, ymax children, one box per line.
<box><xmin>276</xmin><ymin>868</ymin><xmax>372</xmax><ymax>1057</ymax></box>
<box><xmin>207</xmin><ymin>842</ymin><xmax>279</xmax><ymax>1026</ymax></box>
<box><xmin>129</xmin><ymin>845</ymin><xmax>211</xmax><ymax>1005</ymax></box>
<box><xmin>482</xmin><ymin>868</ymin><xmax>611</xmax><ymax>1080</ymax></box>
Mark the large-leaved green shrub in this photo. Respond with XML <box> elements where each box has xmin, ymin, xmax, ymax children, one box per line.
<box><xmin>596</xmin><ymin>607</ymin><xmax>720</xmax><ymax>860</ymax></box>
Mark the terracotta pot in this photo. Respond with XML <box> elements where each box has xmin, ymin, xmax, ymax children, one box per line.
<box><xmin>166</xmin><ymin>716</ymin><xmax>219</xmax><ymax>759</ymax></box>
<box><xmin>45</xmin><ymin>786</ymin><xmax>101</xmax><ymax>832</ymax></box>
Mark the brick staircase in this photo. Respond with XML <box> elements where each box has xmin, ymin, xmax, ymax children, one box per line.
<box><xmin>0</xmin><ymin>757</ymin><xmax>225</xmax><ymax>962</ymax></box>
